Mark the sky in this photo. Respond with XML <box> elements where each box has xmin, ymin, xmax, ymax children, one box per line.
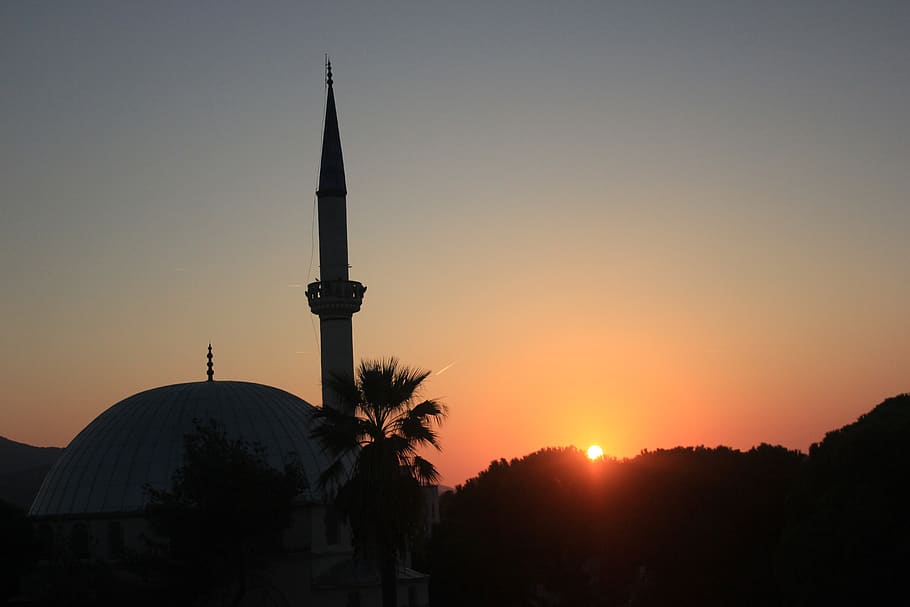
<box><xmin>2</xmin><ymin>1</ymin><xmax>908</xmax><ymax>486</ymax></box>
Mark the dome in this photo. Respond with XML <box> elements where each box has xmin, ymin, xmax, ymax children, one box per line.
<box><xmin>30</xmin><ymin>381</ymin><xmax>332</xmax><ymax>517</ymax></box>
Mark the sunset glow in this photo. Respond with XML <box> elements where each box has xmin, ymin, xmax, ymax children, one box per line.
<box><xmin>587</xmin><ymin>445</ymin><xmax>605</xmax><ymax>460</ymax></box>
<box><xmin>1</xmin><ymin>3</ymin><xmax>908</xmax><ymax>488</ymax></box>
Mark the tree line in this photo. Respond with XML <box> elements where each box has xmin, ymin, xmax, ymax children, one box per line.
<box><xmin>428</xmin><ymin>393</ymin><xmax>910</xmax><ymax>606</ymax></box>
<box><xmin>3</xmin><ymin>388</ymin><xmax>907</xmax><ymax>606</ymax></box>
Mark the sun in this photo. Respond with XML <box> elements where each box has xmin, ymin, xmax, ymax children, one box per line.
<box><xmin>587</xmin><ymin>445</ymin><xmax>604</xmax><ymax>460</ymax></box>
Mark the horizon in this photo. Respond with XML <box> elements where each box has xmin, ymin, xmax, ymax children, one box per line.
<box><xmin>2</xmin><ymin>2</ymin><xmax>908</xmax><ymax>486</ymax></box>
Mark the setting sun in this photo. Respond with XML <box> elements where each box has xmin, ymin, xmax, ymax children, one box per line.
<box><xmin>587</xmin><ymin>445</ymin><xmax>604</xmax><ymax>460</ymax></box>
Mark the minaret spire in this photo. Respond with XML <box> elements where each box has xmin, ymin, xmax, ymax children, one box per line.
<box><xmin>307</xmin><ymin>60</ymin><xmax>366</xmax><ymax>409</ymax></box>
<box><xmin>319</xmin><ymin>56</ymin><xmax>346</xmax><ymax>198</ymax></box>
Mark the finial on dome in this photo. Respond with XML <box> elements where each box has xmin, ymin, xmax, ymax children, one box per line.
<box><xmin>326</xmin><ymin>55</ymin><xmax>333</xmax><ymax>87</ymax></box>
<box><xmin>206</xmin><ymin>343</ymin><xmax>214</xmax><ymax>382</ymax></box>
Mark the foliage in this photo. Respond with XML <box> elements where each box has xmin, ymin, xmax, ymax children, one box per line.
<box><xmin>312</xmin><ymin>357</ymin><xmax>446</xmax><ymax>607</ymax></box>
<box><xmin>431</xmin><ymin>394</ymin><xmax>910</xmax><ymax>606</ymax></box>
<box><xmin>0</xmin><ymin>499</ymin><xmax>36</xmax><ymax>601</ymax></box>
<box><xmin>777</xmin><ymin>393</ymin><xmax>910</xmax><ymax>605</ymax></box>
<box><xmin>145</xmin><ymin>419</ymin><xmax>304</xmax><ymax>606</ymax></box>
<box><xmin>431</xmin><ymin>444</ymin><xmax>804</xmax><ymax>607</ymax></box>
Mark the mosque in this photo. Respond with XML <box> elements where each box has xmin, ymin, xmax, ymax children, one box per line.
<box><xmin>28</xmin><ymin>63</ymin><xmax>431</xmax><ymax>606</ymax></box>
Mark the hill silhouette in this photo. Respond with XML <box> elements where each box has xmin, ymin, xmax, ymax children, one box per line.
<box><xmin>0</xmin><ymin>436</ymin><xmax>63</xmax><ymax>510</ymax></box>
<box><xmin>4</xmin><ymin>396</ymin><xmax>908</xmax><ymax>605</ymax></box>
<box><xmin>777</xmin><ymin>393</ymin><xmax>910</xmax><ymax>605</ymax></box>
<box><xmin>430</xmin><ymin>394</ymin><xmax>910</xmax><ymax>607</ymax></box>
<box><xmin>431</xmin><ymin>445</ymin><xmax>802</xmax><ymax>606</ymax></box>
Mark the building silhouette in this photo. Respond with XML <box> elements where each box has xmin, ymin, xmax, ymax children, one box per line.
<box><xmin>27</xmin><ymin>62</ymin><xmax>428</xmax><ymax>607</ymax></box>
<box><xmin>306</xmin><ymin>59</ymin><xmax>366</xmax><ymax>409</ymax></box>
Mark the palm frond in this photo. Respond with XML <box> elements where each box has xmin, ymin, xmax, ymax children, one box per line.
<box><xmin>389</xmin><ymin>399</ymin><xmax>445</xmax><ymax>449</ymax></box>
<box><xmin>396</xmin><ymin>415</ymin><xmax>439</xmax><ymax>450</ymax></box>
<box><xmin>317</xmin><ymin>457</ymin><xmax>351</xmax><ymax>492</ymax></box>
<box><xmin>310</xmin><ymin>407</ymin><xmax>369</xmax><ymax>456</ymax></box>
<box><xmin>390</xmin><ymin>364</ymin><xmax>431</xmax><ymax>408</ymax></box>
<box><xmin>326</xmin><ymin>371</ymin><xmax>362</xmax><ymax>413</ymax></box>
<box><xmin>408</xmin><ymin>399</ymin><xmax>447</xmax><ymax>421</ymax></box>
<box><xmin>384</xmin><ymin>434</ymin><xmax>416</xmax><ymax>460</ymax></box>
<box><xmin>412</xmin><ymin>455</ymin><xmax>440</xmax><ymax>485</ymax></box>
<box><xmin>357</xmin><ymin>358</ymin><xmax>431</xmax><ymax>417</ymax></box>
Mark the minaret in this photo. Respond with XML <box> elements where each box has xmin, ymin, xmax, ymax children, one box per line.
<box><xmin>306</xmin><ymin>59</ymin><xmax>366</xmax><ymax>408</ymax></box>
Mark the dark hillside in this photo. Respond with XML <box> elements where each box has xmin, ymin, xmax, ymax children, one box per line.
<box><xmin>0</xmin><ymin>436</ymin><xmax>63</xmax><ymax>510</ymax></box>
<box><xmin>0</xmin><ymin>436</ymin><xmax>63</xmax><ymax>476</ymax></box>
<box><xmin>777</xmin><ymin>394</ymin><xmax>910</xmax><ymax>606</ymax></box>
<box><xmin>431</xmin><ymin>444</ymin><xmax>803</xmax><ymax>607</ymax></box>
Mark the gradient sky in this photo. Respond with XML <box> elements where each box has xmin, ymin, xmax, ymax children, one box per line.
<box><xmin>2</xmin><ymin>1</ymin><xmax>908</xmax><ymax>486</ymax></box>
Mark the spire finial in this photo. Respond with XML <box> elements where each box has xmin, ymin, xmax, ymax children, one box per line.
<box><xmin>326</xmin><ymin>55</ymin><xmax>333</xmax><ymax>87</ymax></box>
<box><xmin>206</xmin><ymin>343</ymin><xmax>214</xmax><ymax>382</ymax></box>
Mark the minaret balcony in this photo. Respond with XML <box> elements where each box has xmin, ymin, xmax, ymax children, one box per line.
<box><xmin>306</xmin><ymin>280</ymin><xmax>366</xmax><ymax>318</ymax></box>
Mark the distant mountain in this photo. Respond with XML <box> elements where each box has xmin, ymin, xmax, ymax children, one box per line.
<box><xmin>0</xmin><ymin>436</ymin><xmax>63</xmax><ymax>510</ymax></box>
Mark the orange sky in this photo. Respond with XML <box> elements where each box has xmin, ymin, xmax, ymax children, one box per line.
<box><xmin>2</xmin><ymin>2</ymin><xmax>908</xmax><ymax>485</ymax></box>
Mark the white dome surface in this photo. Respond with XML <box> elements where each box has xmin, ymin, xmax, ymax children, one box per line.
<box><xmin>30</xmin><ymin>381</ymin><xmax>331</xmax><ymax>517</ymax></box>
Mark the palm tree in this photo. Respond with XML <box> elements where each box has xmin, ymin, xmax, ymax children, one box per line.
<box><xmin>311</xmin><ymin>357</ymin><xmax>447</xmax><ymax>607</ymax></box>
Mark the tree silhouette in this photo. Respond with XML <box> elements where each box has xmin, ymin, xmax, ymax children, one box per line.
<box><xmin>312</xmin><ymin>358</ymin><xmax>446</xmax><ymax>607</ymax></box>
<box><xmin>430</xmin><ymin>444</ymin><xmax>804</xmax><ymax>607</ymax></box>
<box><xmin>145</xmin><ymin>420</ymin><xmax>304</xmax><ymax>606</ymax></box>
<box><xmin>0</xmin><ymin>499</ymin><xmax>35</xmax><ymax>602</ymax></box>
<box><xmin>777</xmin><ymin>393</ymin><xmax>910</xmax><ymax>606</ymax></box>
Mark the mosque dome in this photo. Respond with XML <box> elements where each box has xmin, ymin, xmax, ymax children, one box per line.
<box><xmin>30</xmin><ymin>380</ymin><xmax>331</xmax><ymax>517</ymax></box>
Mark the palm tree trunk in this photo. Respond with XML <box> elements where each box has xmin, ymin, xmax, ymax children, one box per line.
<box><xmin>380</xmin><ymin>551</ymin><xmax>397</xmax><ymax>607</ymax></box>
